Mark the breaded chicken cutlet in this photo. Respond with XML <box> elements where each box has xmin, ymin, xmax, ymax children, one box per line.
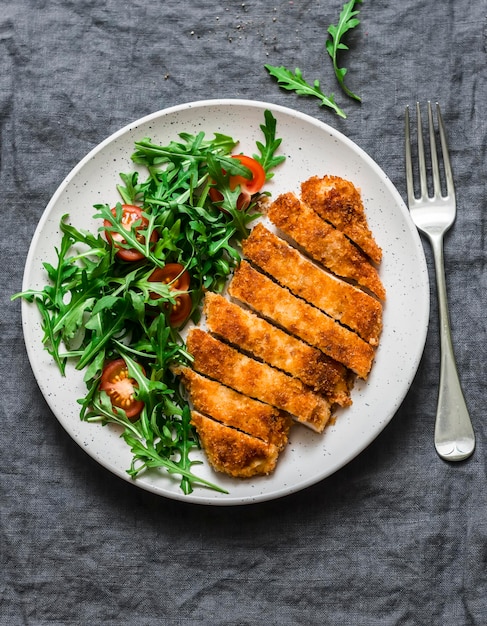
<box><xmin>228</xmin><ymin>261</ymin><xmax>375</xmax><ymax>379</ymax></box>
<box><xmin>176</xmin><ymin>173</ymin><xmax>385</xmax><ymax>481</ymax></box>
<box><xmin>204</xmin><ymin>291</ymin><xmax>352</xmax><ymax>405</ymax></box>
<box><xmin>242</xmin><ymin>223</ymin><xmax>383</xmax><ymax>346</ymax></box>
<box><xmin>186</xmin><ymin>328</ymin><xmax>332</xmax><ymax>433</ymax></box>
<box><xmin>301</xmin><ymin>175</ymin><xmax>382</xmax><ymax>264</ymax></box>
<box><xmin>267</xmin><ymin>191</ymin><xmax>386</xmax><ymax>301</ymax></box>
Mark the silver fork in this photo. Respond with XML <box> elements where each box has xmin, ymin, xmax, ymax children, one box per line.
<box><xmin>405</xmin><ymin>101</ymin><xmax>475</xmax><ymax>462</ymax></box>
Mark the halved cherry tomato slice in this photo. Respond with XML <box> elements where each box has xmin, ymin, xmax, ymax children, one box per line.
<box><xmin>99</xmin><ymin>358</ymin><xmax>144</xmax><ymax>420</ymax></box>
<box><xmin>104</xmin><ymin>204</ymin><xmax>158</xmax><ymax>262</ymax></box>
<box><xmin>208</xmin><ymin>155</ymin><xmax>266</xmax><ymax>210</ymax></box>
<box><xmin>148</xmin><ymin>263</ymin><xmax>191</xmax><ymax>299</ymax></box>
<box><xmin>229</xmin><ymin>155</ymin><xmax>266</xmax><ymax>195</ymax></box>
<box><xmin>147</xmin><ymin>263</ymin><xmax>192</xmax><ymax>327</ymax></box>
<box><xmin>167</xmin><ymin>292</ymin><xmax>192</xmax><ymax>327</ymax></box>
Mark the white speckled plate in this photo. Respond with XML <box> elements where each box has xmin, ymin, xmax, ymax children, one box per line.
<box><xmin>21</xmin><ymin>99</ymin><xmax>429</xmax><ymax>505</ymax></box>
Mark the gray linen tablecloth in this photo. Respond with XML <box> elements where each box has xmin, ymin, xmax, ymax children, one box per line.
<box><xmin>2</xmin><ymin>1</ymin><xmax>486</xmax><ymax>624</ymax></box>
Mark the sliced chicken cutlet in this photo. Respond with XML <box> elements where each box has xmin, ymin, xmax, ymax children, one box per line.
<box><xmin>204</xmin><ymin>291</ymin><xmax>352</xmax><ymax>405</ymax></box>
<box><xmin>191</xmin><ymin>411</ymin><xmax>280</xmax><ymax>478</ymax></box>
<box><xmin>186</xmin><ymin>328</ymin><xmax>332</xmax><ymax>433</ymax></box>
<box><xmin>174</xmin><ymin>365</ymin><xmax>292</xmax><ymax>450</ymax></box>
<box><xmin>229</xmin><ymin>261</ymin><xmax>375</xmax><ymax>379</ymax></box>
<box><xmin>242</xmin><ymin>223</ymin><xmax>383</xmax><ymax>346</ymax></box>
<box><xmin>267</xmin><ymin>192</ymin><xmax>386</xmax><ymax>301</ymax></box>
<box><xmin>301</xmin><ymin>175</ymin><xmax>382</xmax><ymax>264</ymax></box>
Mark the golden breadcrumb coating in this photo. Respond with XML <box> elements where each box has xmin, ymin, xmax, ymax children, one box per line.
<box><xmin>301</xmin><ymin>174</ymin><xmax>382</xmax><ymax>264</ymax></box>
<box><xmin>186</xmin><ymin>328</ymin><xmax>331</xmax><ymax>433</ymax></box>
<box><xmin>228</xmin><ymin>261</ymin><xmax>375</xmax><ymax>379</ymax></box>
<box><xmin>191</xmin><ymin>411</ymin><xmax>280</xmax><ymax>478</ymax></box>
<box><xmin>267</xmin><ymin>192</ymin><xmax>386</xmax><ymax>301</ymax></box>
<box><xmin>174</xmin><ymin>365</ymin><xmax>292</xmax><ymax>450</ymax></box>
<box><xmin>242</xmin><ymin>223</ymin><xmax>383</xmax><ymax>346</ymax></box>
<box><xmin>204</xmin><ymin>291</ymin><xmax>352</xmax><ymax>405</ymax></box>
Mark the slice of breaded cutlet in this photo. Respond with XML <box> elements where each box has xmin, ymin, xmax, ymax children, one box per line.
<box><xmin>190</xmin><ymin>411</ymin><xmax>281</xmax><ymax>478</ymax></box>
<box><xmin>301</xmin><ymin>174</ymin><xmax>382</xmax><ymax>264</ymax></box>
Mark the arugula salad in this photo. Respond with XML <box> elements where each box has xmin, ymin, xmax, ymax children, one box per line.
<box><xmin>14</xmin><ymin>110</ymin><xmax>285</xmax><ymax>495</ymax></box>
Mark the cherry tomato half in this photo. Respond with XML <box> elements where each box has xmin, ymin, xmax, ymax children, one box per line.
<box><xmin>99</xmin><ymin>358</ymin><xmax>145</xmax><ymax>420</ymax></box>
<box><xmin>104</xmin><ymin>204</ymin><xmax>158</xmax><ymax>262</ymax></box>
<box><xmin>148</xmin><ymin>263</ymin><xmax>192</xmax><ymax>327</ymax></box>
<box><xmin>229</xmin><ymin>155</ymin><xmax>266</xmax><ymax>195</ymax></box>
<box><xmin>148</xmin><ymin>263</ymin><xmax>191</xmax><ymax>298</ymax></box>
<box><xmin>167</xmin><ymin>292</ymin><xmax>192</xmax><ymax>327</ymax></box>
<box><xmin>209</xmin><ymin>155</ymin><xmax>266</xmax><ymax>210</ymax></box>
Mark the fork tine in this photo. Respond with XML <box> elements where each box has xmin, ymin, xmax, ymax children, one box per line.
<box><xmin>436</xmin><ymin>103</ymin><xmax>455</xmax><ymax>201</ymax></box>
<box><xmin>416</xmin><ymin>102</ymin><xmax>429</xmax><ymax>200</ymax></box>
<box><xmin>427</xmin><ymin>101</ymin><xmax>442</xmax><ymax>200</ymax></box>
<box><xmin>404</xmin><ymin>105</ymin><xmax>416</xmax><ymax>206</ymax></box>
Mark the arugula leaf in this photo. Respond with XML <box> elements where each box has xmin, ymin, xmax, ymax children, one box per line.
<box><xmin>326</xmin><ymin>0</ymin><xmax>362</xmax><ymax>102</ymax></box>
<box><xmin>122</xmin><ymin>431</ymin><xmax>228</xmax><ymax>495</ymax></box>
<box><xmin>117</xmin><ymin>172</ymin><xmax>143</xmax><ymax>205</ymax></box>
<box><xmin>37</xmin><ymin>298</ymin><xmax>68</xmax><ymax>375</ymax></box>
<box><xmin>254</xmin><ymin>109</ymin><xmax>286</xmax><ymax>177</ymax></box>
<box><xmin>264</xmin><ymin>65</ymin><xmax>347</xmax><ymax>119</ymax></box>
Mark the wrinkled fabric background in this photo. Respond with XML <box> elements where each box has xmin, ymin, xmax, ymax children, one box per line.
<box><xmin>2</xmin><ymin>0</ymin><xmax>486</xmax><ymax>624</ymax></box>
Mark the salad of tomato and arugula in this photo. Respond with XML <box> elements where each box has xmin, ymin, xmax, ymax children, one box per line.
<box><xmin>14</xmin><ymin>110</ymin><xmax>285</xmax><ymax>495</ymax></box>
<box><xmin>208</xmin><ymin>154</ymin><xmax>267</xmax><ymax>210</ymax></box>
<box><xmin>103</xmin><ymin>204</ymin><xmax>160</xmax><ymax>262</ymax></box>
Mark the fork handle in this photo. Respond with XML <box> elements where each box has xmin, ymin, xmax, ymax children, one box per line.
<box><xmin>429</xmin><ymin>234</ymin><xmax>475</xmax><ymax>461</ymax></box>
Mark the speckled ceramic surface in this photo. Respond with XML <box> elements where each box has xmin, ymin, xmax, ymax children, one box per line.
<box><xmin>21</xmin><ymin>99</ymin><xmax>429</xmax><ymax>505</ymax></box>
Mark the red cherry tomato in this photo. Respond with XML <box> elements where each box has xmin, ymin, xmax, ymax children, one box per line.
<box><xmin>99</xmin><ymin>358</ymin><xmax>144</xmax><ymax>420</ymax></box>
<box><xmin>148</xmin><ymin>263</ymin><xmax>192</xmax><ymax>327</ymax></box>
<box><xmin>148</xmin><ymin>263</ymin><xmax>191</xmax><ymax>298</ymax></box>
<box><xmin>104</xmin><ymin>204</ymin><xmax>158</xmax><ymax>262</ymax></box>
<box><xmin>167</xmin><ymin>292</ymin><xmax>192</xmax><ymax>326</ymax></box>
<box><xmin>209</xmin><ymin>155</ymin><xmax>266</xmax><ymax>210</ymax></box>
<box><xmin>229</xmin><ymin>155</ymin><xmax>266</xmax><ymax>195</ymax></box>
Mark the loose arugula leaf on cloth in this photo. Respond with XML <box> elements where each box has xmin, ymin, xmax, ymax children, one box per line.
<box><xmin>12</xmin><ymin>110</ymin><xmax>285</xmax><ymax>495</ymax></box>
<box><xmin>265</xmin><ymin>1</ymin><xmax>363</xmax><ymax>114</ymax></box>
<box><xmin>326</xmin><ymin>0</ymin><xmax>363</xmax><ymax>102</ymax></box>
<box><xmin>265</xmin><ymin>65</ymin><xmax>347</xmax><ymax>119</ymax></box>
